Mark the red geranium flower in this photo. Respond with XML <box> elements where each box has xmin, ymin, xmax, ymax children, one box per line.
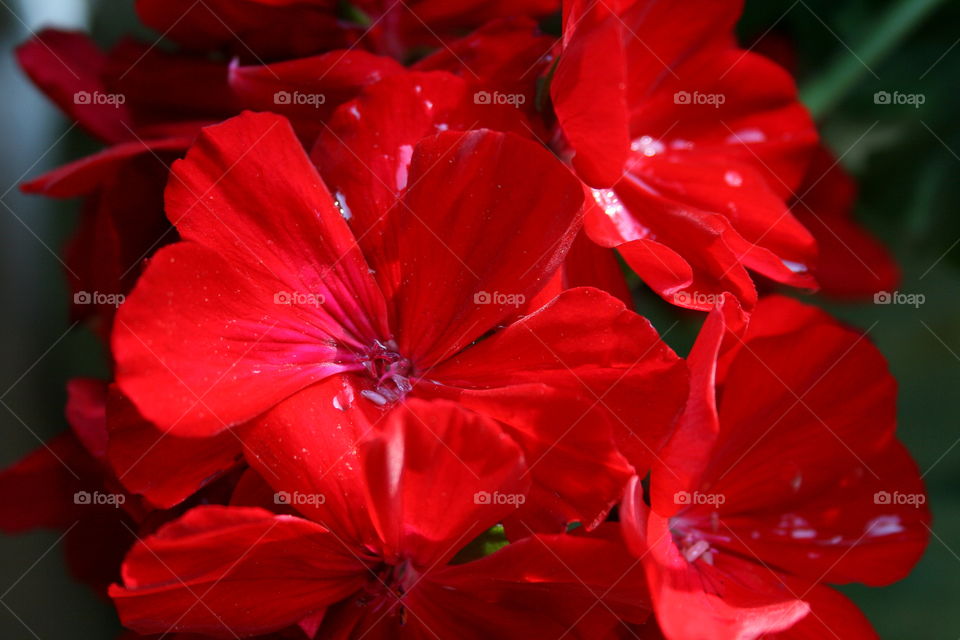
<box><xmin>17</xmin><ymin>29</ymin><xmax>401</xmax><ymax>334</ymax></box>
<box><xmin>788</xmin><ymin>146</ymin><xmax>900</xmax><ymax>298</ymax></box>
<box><xmin>111</xmin><ymin>398</ymin><xmax>649</xmax><ymax>638</ymax></box>
<box><xmin>0</xmin><ymin>379</ymin><xmax>138</xmax><ymax>594</ymax></box>
<box><xmin>134</xmin><ymin>0</ymin><xmax>560</xmax><ymax>61</ymax></box>
<box><xmin>549</xmin><ymin>0</ymin><xmax>819</xmax><ymax>313</ymax></box>
<box><xmin>0</xmin><ymin>379</ymin><xmax>243</xmax><ymax>593</ymax></box>
<box><xmin>622</xmin><ymin>295</ymin><xmax>930</xmax><ymax>639</ymax></box>
<box><xmin>112</xmin><ymin>109</ymin><xmax>687</xmax><ymax>528</ymax></box>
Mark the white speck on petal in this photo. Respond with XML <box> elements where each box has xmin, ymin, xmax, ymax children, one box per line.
<box><xmin>867</xmin><ymin>515</ymin><xmax>904</xmax><ymax>537</ymax></box>
<box><xmin>782</xmin><ymin>260</ymin><xmax>808</xmax><ymax>274</ymax></box>
<box><xmin>726</xmin><ymin>128</ymin><xmax>766</xmax><ymax>144</ymax></box>
<box><xmin>334</xmin><ymin>191</ymin><xmax>353</xmax><ymax>221</ymax></box>
<box><xmin>395</xmin><ymin>145</ymin><xmax>414</xmax><ymax>190</ymax></box>
<box><xmin>724</xmin><ymin>170</ymin><xmax>743</xmax><ymax>187</ymax></box>
<box><xmin>631</xmin><ymin>135</ymin><xmax>664</xmax><ymax>157</ymax></box>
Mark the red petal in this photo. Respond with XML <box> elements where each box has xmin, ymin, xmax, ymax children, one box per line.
<box><xmin>768</xmin><ymin>583</ymin><xmax>878</xmax><ymax>639</ymax></box>
<box><xmin>414</xmin><ymin>17</ymin><xmax>554</xmax><ymax>106</ymax></box>
<box><xmin>113</xmin><ymin>112</ymin><xmax>390</xmax><ymax>436</ymax></box>
<box><xmin>408</xmin><ymin>528</ymin><xmax>649</xmax><ymax>639</ymax></box>
<box><xmin>432</xmin><ymin>287</ymin><xmax>687</xmax><ymax>473</ymax></box>
<box><xmin>0</xmin><ymin>433</ymin><xmax>89</xmax><ymax>532</ymax></box>
<box><xmin>311</xmin><ymin>71</ymin><xmax>475</xmax><ymax>267</ymax></box>
<box><xmin>21</xmin><ymin>137</ymin><xmax>192</xmax><ymax>197</ymax></box>
<box><xmin>563</xmin><ymin>230</ymin><xmax>633</xmax><ymax>307</ymax></box>
<box><xmin>551</xmin><ymin>12</ymin><xmax>629</xmax><ymax>187</ymax></box>
<box><xmin>62</xmin><ymin>152</ymin><xmax>174</xmax><ymax>336</ymax></box>
<box><xmin>361</xmin><ymin>398</ymin><xmax>529</xmax><ymax>567</ymax></box>
<box><xmin>629</xmin><ymin>48</ymin><xmax>816</xmax><ymax>199</ymax></box>
<box><xmin>0</xmin><ymin>428</ymin><xmax>137</xmax><ymax>595</ymax></box>
<box><xmin>166</xmin><ymin>112</ymin><xmax>388</xmax><ymax>343</ymax></box>
<box><xmin>651</xmin><ymin>295</ymin><xmax>745</xmax><ymax>514</ymax></box>
<box><xmin>718</xmin><ymin>440</ymin><xmax>930</xmax><ymax>587</ymax></box>
<box><xmin>313</xmin><ymin>74</ymin><xmax>549</xmax><ymax>345</ymax></box>
<box><xmin>402</xmin><ymin>0</ymin><xmax>557</xmax><ymax>27</ymax></box>
<box><xmin>625</xmin><ymin>153</ymin><xmax>816</xmax><ymax>288</ymax></box>
<box><xmin>229</xmin><ymin>50</ymin><xmax>403</xmax><ymax>140</ymax></box>
<box><xmin>111</xmin><ymin>506</ymin><xmax>369</xmax><ymax>638</ymax></box>
<box><xmin>597</xmin><ymin>185</ymin><xmax>759</xmax><ymax>311</ymax></box>
<box><xmin>615</xmin><ymin>40</ymin><xmax>821</xmax><ymax>297</ymax></box>
<box><xmin>387</xmin><ymin>130</ymin><xmax>585</xmax><ymax>367</ymax></box>
<box><xmin>556</xmin><ymin>1</ymin><xmax>821</xmax><ymax>309</ymax></box>
<box><xmin>654</xmin><ymin>296</ymin><xmax>929</xmax><ymax>588</ymax></box>
<box><xmin>618</xmin><ymin>0</ymin><xmax>740</xmax><ymax>106</ymax></box>
<box><xmin>622</xmin><ymin>478</ymin><xmax>809</xmax><ymax>640</ymax></box>
<box><xmin>704</xmin><ymin>307</ymin><xmax>899</xmax><ymax>510</ymax></box>
<box><xmin>107</xmin><ymin>387</ymin><xmax>243</xmax><ymax>509</ymax></box>
<box><xmin>134</xmin><ymin>0</ymin><xmax>352</xmax><ymax>60</ymax></box>
<box><xmin>102</xmin><ymin>40</ymin><xmax>237</xmax><ymax>129</ymax></box>
<box><xmin>553</xmin><ymin>0</ymin><xmax>743</xmax><ymax>188</ymax></box>
<box><xmin>791</xmin><ymin>147</ymin><xmax>899</xmax><ymax>298</ymax></box>
<box><xmin>228</xmin><ymin>468</ymin><xmax>281</xmax><ymax>510</ymax></box>
<box><xmin>446</xmin><ymin>383</ymin><xmax>633</xmax><ymax>532</ymax></box>
<box><xmin>16</xmin><ymin>29</ymin><xmax>131</xmax><ymax>143</ymax></box>
<box><xmin>239</xmin><ymin>375</ymin><xmax>389</xmax><ymax>548</ymax></box>
<box><xmin>65</xmin><ymin>377</ymin><xmax>109</xmax><ymax>461</ymax></box>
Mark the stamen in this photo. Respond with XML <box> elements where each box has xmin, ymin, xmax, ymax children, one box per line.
<box><xmin>358</xmin><ymin>340</ymin><xmax>414</xmax><ymax>406</ymax></box>
<box><xmin>361</xmin><ymin>390</ymin><xmax>389</xmax><ymax>406</ymax></box>
<box><xmin>682</xmin><ymin>539</ymin><xmax>711</xmax><ymax>563</ymax></box>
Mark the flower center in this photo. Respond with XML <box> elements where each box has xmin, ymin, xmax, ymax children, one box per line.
<box><xmin>675</xmin><ymin>530</ymin><xmax>716</xmax><ymax>565</ymax></box>
<box><xmin>670</xmin><ymin>512</ymin><xmax>724</xmax><ymax>566</ymax></box>
<box><xmin>353</xmin><ymin>559</ymin><xmax>419</xmax><ymax>624</ymax></box>
<box><xmin>358</xmin><ymin>340</ymin><xmax>413</xmax><ymax>406</ymax></box>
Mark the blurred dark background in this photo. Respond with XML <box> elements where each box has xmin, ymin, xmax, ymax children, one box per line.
<box><xmin>0</xmin><ymin>0</ymin><xmax>957</xmax><ymax>637</ymax></box>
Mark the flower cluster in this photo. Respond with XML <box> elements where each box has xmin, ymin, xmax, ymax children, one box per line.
<box><xmin>2</xmin><ymin>1</ymin><xmax>927</xmax><ymax>639</ymax></box>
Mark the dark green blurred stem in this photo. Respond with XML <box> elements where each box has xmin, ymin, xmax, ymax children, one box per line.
<box><xmin>801</xmin><ymin>0</ymin><xmax>948</xmax><ymax>120</ymax></box>
<box><xmin>906</xmin><ymin>156</ymin><xmax>951</xmax><ymax>243</ymax></box>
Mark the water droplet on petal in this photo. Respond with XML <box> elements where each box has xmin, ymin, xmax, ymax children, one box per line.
<box><xmin>395</xmin><ymin>145</ymin><xmax>414</xmax><ymax>190</ymax></box>
<box><xmin>866</xmin><ymin>515</ymin><xmax>904</xmax><ymax>536</ymax></box>
<box><xmin>782</xmin><ymin>259</ymin><xmax>808</xmax><ymax>274</ymax></box>
<box><xmin>334</xmin><ymin>191</ymin><xmax>353</xmax><ymax>221</ymax></box>
<box><xmin>631</xmin><ymin>135</ymin><xmax>665</xmax><ymax>157</ymax></box>
<box><xmin>724</xmin><ymin>170</ymin><xmax>743</xmax><ymax>187</ymax></box>
<box><xmin>726</xmin><ymin>128</ymin><xmax>766</xmax><ymax>144</ymax></box>
<box><xmin>592</xmin><ymin>189</ymin><xmax>647</xmax><ymax>242</ymax></box>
